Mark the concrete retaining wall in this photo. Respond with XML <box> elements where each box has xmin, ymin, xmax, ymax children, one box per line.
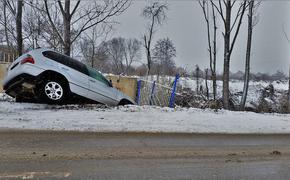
<box><xmin>0</xmin><ymin>63</ymin><xmax>9</xmax><ymax>92</ymax></box>
<box><xmin>106</xmin><ymin>75</ymin><xmax>137</xmax><ymax>101</ymax></box>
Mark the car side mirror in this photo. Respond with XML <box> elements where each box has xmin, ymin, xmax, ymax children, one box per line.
<box><xmin>109</xmin><ymin>80</ymin><xmax>113</xmax><ymax>87</ymax></box>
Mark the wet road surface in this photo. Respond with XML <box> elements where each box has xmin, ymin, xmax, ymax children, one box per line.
<box><xmin>0</xmin><ymin>130</ymin><xmax>290</xmax><ymax>179</ymax></box>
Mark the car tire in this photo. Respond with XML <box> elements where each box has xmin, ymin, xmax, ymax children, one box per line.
<box><xmin>39</xmin><ymin>79</ymin><xmax>68</xmax><ymax>104</ymax></box>
<box><xmin>118</xmin><ymin>99</ymin><xmax>133</xmax><ymax>106</ymax></box>
<box><xmin>15</xmin><ymin>96</ymin><xmax>25</xmax><ymax>103</ymax></box>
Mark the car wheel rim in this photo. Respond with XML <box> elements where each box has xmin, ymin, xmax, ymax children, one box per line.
<box><xmin>44</xmin><ymin>81</ymin><xmax>63</xmax><ymax>100</ymax></box>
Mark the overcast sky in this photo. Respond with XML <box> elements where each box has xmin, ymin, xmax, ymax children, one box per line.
<box><xmin>111</xmin><ymin>0</ymin><xmax>290</xmax><ymax>74</ymax></box>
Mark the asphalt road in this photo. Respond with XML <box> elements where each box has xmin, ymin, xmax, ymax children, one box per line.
<box><xmin>1</xmin><ymin>130</ymin><xmax>290</xmax><ymax>179</ymax></box>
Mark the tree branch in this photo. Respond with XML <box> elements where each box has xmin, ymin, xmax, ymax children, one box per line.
<box><xmin>230</xmin><ymin>2</ymin><xmax>244</xmax><ymax>33</ymax></box>
<box><xmin>70</xmin><ymin>0</ymin><xmax>81</xmax><ymax>17</ymax></box>
<box><xmin>229</xmin><ymin>1</ymin><xmax>246</xmax><ymax>55</ymax></box>
<box><xmin>57</xmin><ymin>0</ymin><xmax>66</xmax><ymax>16</ymax></box>
<box><xmin>71</xmin><ymin>0</ymin><xmax>130</xmax><ymax>43</ymax></box>
<box><xmin>283</xmin><ymin>24</ymin><xmax>290</xmax><ymax>44</ymax></box>
<box><xmin>44</xmin><ymin>0</ymin><xmax>64</xmax><ymax>45</ymax></box>
<box><xmin>210</xmin><ymin>0</ymin><xmax>225</xmax><ymax>24</ymax></box>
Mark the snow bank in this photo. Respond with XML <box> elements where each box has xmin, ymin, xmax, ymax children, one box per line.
<box><xmin>0</xmin><ymin>101</ymin><xmax>290</xmax><ymax>134</ymax></box>
<box><xmin>0</xmin><ymin>93</ymin><xmax>14</xmax><ymax>102</ymax></box>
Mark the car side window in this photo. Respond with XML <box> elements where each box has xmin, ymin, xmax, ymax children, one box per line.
<box><xmin>87</xmin><ymin>67</ymin><xmax>111</xmax><ymax>87</ymax></box>
<box><xmin>42</xmin><ymin>51</ymin><xmax>89</xmax><ymax>75</ymax></box>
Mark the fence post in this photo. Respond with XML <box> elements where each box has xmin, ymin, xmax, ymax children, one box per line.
<box><xmin>135</xmin><ymin>80</ymin><xmax>142</xmax><ymax>105</ymax></box>
<box><xmin>150</xmin><ymin>81</ymin><xmax>156</xmax><ymax>105</ymax></box>
<box><xmin>169</xmin><ymin>74</ymin><xmax>179</xmax><ymax>108</ymax></box>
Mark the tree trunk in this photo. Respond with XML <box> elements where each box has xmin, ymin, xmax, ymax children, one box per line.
<box><xmin>240</xmin><ymin>0</ymin><xmax>254</xmax><ymax>110</ymax></box>
<box><xmin>196</xmin><ymin>66</ymin><xmax>200</xmax><ymax>94</ymax></box>
<box><xmin>3</xmin><ymin>1</ymin><xmax>10</xmax><ymax>48</ymax></box>
<box><xmin>212</xmin><ymin>71</ymin><xmax>217</xmax><ymax>100</ymax></box>
<box><xmin>146</xmin><ymin>47</ymin><xmax>151</xmax><ymax>75</ymax></box>
<box><xmin>199</xmin><ymin>1</ymin><xmax>218</xmax><ymax>101</ymax></box>
<box><xmin>211</xmin><ymin>2</ymin><xmax>217</xmax><ymax>101</ymax></box>
<box><xmin>91</xmin><ymin>43</ymin><xmax>95</xmax><ymax>68</ymax></box>
<box><xmin>288</xmin><ymin>64</ymin><xmax>290</xmax><ymax>112</ymax></box>
<box><xmin>222</xmin><ymin>1</ymin><xmax>232</xmax><ymax>109</ymax></box>
<box><xmin>205</xmin><ymin>69</ymin><xmax>209</xmax><ymax>100</ymax></box>
<box><xmin>63</xmin><ymin>0</ymin><xmax>71</xmax><ymax>56</ymax></box>
<box><xmin>16</xmin><ymin>0</ymin><xmax>23</xmax><ymax>56</ymax></box>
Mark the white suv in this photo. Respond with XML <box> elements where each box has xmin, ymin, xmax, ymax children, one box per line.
<box><xmin>3</xmin><ymin>48</ymin><xmax>135</xmax><ymax>105</ymax></box>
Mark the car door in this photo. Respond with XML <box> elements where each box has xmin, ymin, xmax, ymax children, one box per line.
<box><xmin>87</xmin><ymin>67</ymin><xmax>118</xmax><ymax>105</ymax></box>
<box><xmin>43</xmin><ymin>51</ymin><xmax>90</xmax><ymax>98</ymax></box>
<box><xmin>58</xmin><ymin>63</ymin><xmax>90</xmax><ymax>98</ymax></box>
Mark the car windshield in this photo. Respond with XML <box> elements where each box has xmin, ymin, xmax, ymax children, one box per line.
<box><xmin>87</xmin><ymin>66</ymin><xmax>111</xmax><ymax>86</ymax></box>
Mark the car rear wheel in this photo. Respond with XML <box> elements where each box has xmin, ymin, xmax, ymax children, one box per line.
<box><xmin>40</xmin><ymin>79</ymin><xmax>67</xmax><ymax>104</ymax></box>
<box><xmin>15</xmin><ymin>96</ymin><xmax>29</xmax><ymax>103</ymax></box>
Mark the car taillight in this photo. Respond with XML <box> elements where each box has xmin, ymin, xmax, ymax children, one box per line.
<box><xmin>21</xmin><ymin>56</ymin><xmax>35</xmax><ymax>64</ymax></box>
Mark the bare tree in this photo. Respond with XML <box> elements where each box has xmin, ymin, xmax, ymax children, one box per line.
<box><xmin>81</xmin><ymin>39</ymin><xmax>110</xmax><ymax>72</ymax></box>
<box><xmin>103</xmin><ymin>37</ymin><xmax>126</xmax><ymax>74</ymax></box>
<box><xmin>123</xmin><ymin>38</ymin><xmax>142</xmax><ymax>75</ymax></box>
<box><xmin>43</xmin><ymin>0</ymin><xmax>130</xmax><ymax>56</ymax></box>
<box><xmin>199</xmin><ymin>0</ymin><xmax>218</xmax><ymax>100</ymax></box>
<box><xmin>34</xmin><ymin>1</ymin><xmax>64</xmax><ymax>51</ymax></box>
<box><xmin>0</xmin><ymin>1</ymin><xmax>14</xmax><ymax>48</ymax></box>
<box><xmin>283</xmin><ymin>24</ymin><xmax>290</xmax><ymax>112</ymax></box>
<box><xmin>1</xmin><ymin>0</ymin><xmax>51</xmax><ymax>54</ymax></box>
<box><xmin>142</xmin><ymin>2</ymin><xmax>168</xmax><ymax>75</ymax></box>
<box><xmin>23</xmin><ymin>0</ymin><xmax>47</xmax><ymax>49</ymax></box>
<box><xmin>0</xmin><ymin>1</ymin><xmax>23</xmax><ymax>55</ymax></box>
<box><xmin>211</xmin><ymin>0</ymin><xmax>247</xmax><ymax>109</ymax></box>
<box><xmin>80</xmin><ymin>24</ymin><xmax>111</xmax><ymax>68</ymax></box>
<box><xmin>152</xmin><ymin>37</ymin><xmax>176</xmax><ymax>78</ymax></box>
<box><xmin>93</xmin><ymin>37</ymin><xmax>142</xmax><ymax>75</ymax></box>
<box><xmin>240</xmin><ymin>0</ymin><xmax>261</xmax><ymax>110</ymax></box>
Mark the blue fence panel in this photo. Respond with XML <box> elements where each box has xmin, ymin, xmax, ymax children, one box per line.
<box><xmin>169</xmin><ymin>74</ymin><xmax>179</xmax><ymax>108</ymax></box>
<box><xmin>135</xmin><ymin>80</ymin><xmax>142</xmax><ymax>105</ymax></box>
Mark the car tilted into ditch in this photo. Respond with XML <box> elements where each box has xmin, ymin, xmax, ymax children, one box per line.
<box><xmin>2</xmin><ymin>48</ymin><xmax>135</xmax><ymax>105</ymax></box>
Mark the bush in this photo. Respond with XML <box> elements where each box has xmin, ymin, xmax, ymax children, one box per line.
<box><xmin>175</xmin><ymin>88</ymin><xmax>223</xmax><ymax>110</ymax></box>
<box><xmin>277</xmin><ymin>92</ymin><xmax>289</xmax><ymax>114</ymax></box>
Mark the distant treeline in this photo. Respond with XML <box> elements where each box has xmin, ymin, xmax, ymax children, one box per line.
<box><xmin>188</xmin><ymin>67</ymin><xmax>288</xmax><ymax>82</ymax></box>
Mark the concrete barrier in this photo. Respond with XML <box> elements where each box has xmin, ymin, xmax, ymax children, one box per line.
<box><xmin>106</xmin><ymin>75</ymin><xmax>137</xmax><ymax>101</ymax></box>
<box><xmin>0</xmin><ymin>63</ymin><xmax>9</xmax><ymax>92</ymax></box>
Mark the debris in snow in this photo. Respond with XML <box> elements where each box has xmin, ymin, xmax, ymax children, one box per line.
<box><xmin>270</xmin><ymin>151</ymin><xmax>282</xmax><ymax>155</ymax></box>
<box><xmin>177</xmin><ymin>78</ymin><xmax>288</xmax><ymax>113</ymax></box>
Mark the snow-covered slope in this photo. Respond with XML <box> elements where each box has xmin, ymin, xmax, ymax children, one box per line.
<box><xmin>0</xmin><ymin>101</ymin><xmax>290</xmax><ymax>133</ymax></box>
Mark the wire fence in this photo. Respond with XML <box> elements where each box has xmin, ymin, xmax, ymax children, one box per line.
<box><xmin>136</xmin><ymin>74</ymin><xmax>179</xmax><ymax>107</ymax></box>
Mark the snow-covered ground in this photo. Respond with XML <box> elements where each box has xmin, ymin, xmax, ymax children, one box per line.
<box><xmin>1</xmin><ymin>100</ymin><xmax>290</xmax><ymax>134</ymax></box>
<box><xmin>0</xmin><ymin>77</ymin><xmax>289</xmax><ymax>133</ymax></box>
<box><xmin>144</xmin><ymin>75</ymin><xmax>288</xmax><ymax>108</ymax></box>
<box><xmin>178</xmin><ymin>77</ymin><xmax>288</xmax><ymax>106</ymax></box>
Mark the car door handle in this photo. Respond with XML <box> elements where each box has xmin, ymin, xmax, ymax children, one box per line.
<box><xmin>89</xmin><ymin>79</ymin><xmax>96</xmax><ymax>83</ymax></box>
